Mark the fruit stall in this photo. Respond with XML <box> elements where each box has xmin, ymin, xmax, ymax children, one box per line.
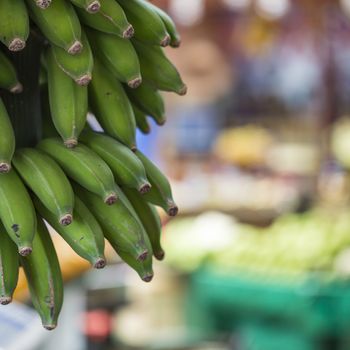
<box><xmin>2</xmin><ymin>0</ymin><xmax>350</xmax><ymax>350</ymax></box>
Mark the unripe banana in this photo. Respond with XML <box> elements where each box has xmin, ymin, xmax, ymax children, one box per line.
<box><xmin>143</xmin><ymin>1</ymin><xmax>181</xmax><ymax>47</ymax></box>
<box><xmin>40</xmin><ymin>85</ymin><xmax>60</xmax><ymax>139</ymax></box>
<box><xmin>132</xmin><ymin>104</ymin><xmax>150</xmax><ymax>135</ymax></box>
<box><xmin>13</xmin><ymin>148</ymin><xmax>74</xmax><ymax>226</ymax></box>
<box><xmin>0</xmin><ymin>0</ymin><xmax>29</xmax><ymax>51</ymax></box>
<box><xmin>86</xmin><ymin>28</ymin><xmax>141</xmax><ymax>88</ymax></box>
<box><xmin>26</xmin><ymin>0</ymin><xmax>82</xmax><ymax>54</ymax></box>
<box><xmin>135</xmin><ymin>150</ymin><xmax>178</xmax><ymax>216</ymax></box>
<box><xmin>76</xmin><ymin>0</ymin><xmax>133</xmax><ymax>38</ymax></box>
<box><xmin>0</xmin><ymin>98</ymin><xmax>15</xmax><ymax>173</ymax></box>
<box><xmin>69</xmin><ymin>0</ymin><xmax>101</xmax><ymax>13</ymax></box>
<box><xmin>34</xmin><ymin>195</ymin><xmax>106</xmax><ymax>268</ymax></box>
<box><xmin>88</xmin><ymin>59</ymin><xmax>136</xmax><ymax>149</ymax></box>
<box><xmin>33</xmin><ymin>0</ymin><xmax>52</xmax><ymax>9</ymax></box>
<box><xmin>37</xmin><ymin>138</ymin><xmax>118</xmax><ymax>205</ymax></box>
<box><xmin>117</xmin><ymin>0</ymin><xmax>170</xmax><ymax>47</ymax></box>
<box><xmin>51</xmin><ymin>30</ymin><xmax>93</xmax><ymax>86</ymax></box>
<box><xmin>80</xmin><ymin>130</ymin><xmax>151</xmax><ymax>193</ymax></box>
<box><xmin>125</xmin><ymin>83</ymin><xmax>166</xmax><ymax>125</ymax></box>
<box><xmin>122</xmin><ymin>187</ymin><xmax>164</xmax><ymax>260</ymax></box>
<box><xmin>0</xmin><ymin>221</ymin><xmax>19</xmax><ymax>304</ymax></box>
<box><xmin>20</xmin><ymin>216</ymin><xmax>63</xmax><ymax>330</ymax></box>
<box><xmin>133</xmin><ymin>40</ymin><xmax>187</xmax><ymax>95</ymax></box>
<box><xmin>74</xmin><ymin>183</ymin><xmax>149</xmax><ymax>262</ymax></box>
<box><xmin>0</xmin><ymin>50</ymin><xmax>23</xmax><ymax>93</ymax></box>
<box><xmin>0</xmin><ymin>169</ymin><xmax>36</xmax><ymax>255</ymax></box>
<box><xmin>46</xmin><ymin>49</ymin><xmax>88</xmax><ymax>147</ymax></box>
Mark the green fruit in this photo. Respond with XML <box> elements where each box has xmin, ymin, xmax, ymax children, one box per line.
<box><xmin>0</xmin><ymin>0</ymin><xmax>29</xmax><ymax>51</ymax></box>
<box><xmin>37</xmin><ymin>138</ymin><xmax>117</xmax><ymax>205</ymax></box>
<box><xmin>76</xmin><ymin>0</ymin><xmax>133</xmax><ymax>38</ymax></box>
<box><xmin>117</xmin><ymin>0</ymin><xmax>170</xmax><ymax>46</ymax></box>
<box><xmin>26</xmin><ymin>0</ymin><xmax>82</xmax><ymax>54</ymax></box>
<box><xmin>69</xmin><ymin>0</ymin><xmax>101</xmax><ymax>13</ymax></box>
<box><xmin>0</xmin><ymin>50</ymin><xmax>23</xmax><ymax>93</ymax></box>
<box><xmin>13</xmin><ymin>148</ymin><xmax>74</xmax><ymax>226</ymax></box>
<box><xmin>0</xmin><ymin>169</ymin><xmax>36</xmax><ymax>255</ymax></box>
<box><xmin>51</xmin><ymin>30</ymin><xmax>93</xmax><ymax>86</ymax></box>
<box><xmin>34</xmin><ymin>195</ymin><xmax>106</xmax><ymax>268</ymax></box>
<box><xmin>80</xmin><ymin>130</ymin><xmax>150</xmax><ymax>193</ymax></box>
<box><xmin>0</xmin><ymin>221</ymin><xmax>19</xmax><ymax>304</ymax></box>
<box><xmin>87</xmin><ymin>28</ymin><xmax>141</xmax><ymax>88</ymax></box>
<box><xmin>0</xmin><ymin>98</ymin><xmax>15</xmax><ymax>173</ymax></box>
<box><xmin>135</xmin><ymin>150</ymin><xmax>178</xmax><ymax>216</ymax></box>
<box><xmin>132</xmin><ymin>104</ymin><xmax>150</xmax><ymax>134</ymax></box>
<box><xmin>46</xmin><ymin>49</ymin><xmax>88</xmax><ymax>147</ymax></box>
<box><xmin>88</xmin><ymin>59</ymin><xmax>136</xmax><ymax>149</ymax></box>
<box><xmin>20</xmin><ymin>216</ymin><xmax>63</xmax><ymax>330</ymax></box>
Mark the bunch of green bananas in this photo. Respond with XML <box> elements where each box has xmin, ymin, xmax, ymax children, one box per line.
<box><xmin>0</xmin><ymin>0</ymin><xmax>185</xmax><ymax>330</ymax></box>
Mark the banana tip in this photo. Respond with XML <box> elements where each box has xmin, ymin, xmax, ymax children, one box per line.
<box><xmin>127</xmin><ymin>77</ymin><xmax>142</xmax><ymax>89</ymax></box>
<box><xmin>10</xmin><ymin>83</ymin><xmax>23</xmax><ymax>94</ymax></box>
<box><xmin>0</xmin><ymin>163</ymin><xmax>11</xmax><ymax>173</ymax></box>
<box><xmin>43</xmin><ymin>324</ymin><xmax>57</xmax><ymax>331</ymax></box>
<box><xmin>178</xmin><ymin>85</ymin><xmax>188</xmax><ymax>96</ymax></box>
<box><xmin>94</xmin><ymin>258</ymin><xmax>106</xmax><ymax>269</ymax></box>
<box><xmin>157</xmin><ymin>117</ymin><xmax>167</xmax><ymax>126</ymax></box>
<box><xmin>138</xmin><ymin>250</ymin><xmax>148</xmax><ymax>262</ymax></box>
<box><xmin>170</xmin><ymin>40</ymin><xmax>181</xmax><ymax>48</ymax></box>
<box><xmin>68</xmin><ymin>41</ymin><xmax>83</xmax><ymax>55</ymax></box>
<box><xmin>105</xmin><ymin>194</ymin><xmax>118</xmax><ymax>205</ymax></box>
<box><xmin>123</xmin><ymin>25</ymin><xmax>135</xmax><ymax>39</ymax></box>
<box><xmin>75</xmin><ymin>74</ymin><xmax>92</xmax><ymax>86</ymax></box>
<box><xmin>142</xmin><ymin>274</ymin><xmax>154</xmax><ymax>283</ymax></box>
<box><xmin>64</xmin><ymin>139</ymin><xmax>78</xmax><ymax>148</ymax></box>
<box><xmin>87</xmin><ymin>1</ymin><xmax>100</xmax><ymax>13</ymax></box>
<box><xmin>60</xmin><ymin>214</ymin><xmax>73</xmax><ymax>226</ymax></box>
<box><xmin>168</xmin><ymin>205</ymin><xmax>178</xmax><ymax>217</ymax></box>
<box><xmin>9</xmin><ymin>38</ymin><xmax>26</xmax><ymax>52</ymax></box>
<box><xmin>0</xmin><ymin>296</ymin><xmax>12</xmax><ymax>305</ymax></box>
<box><xmin>131</xmin><ymin>145</ymin><xmax>137</xmax><ymax>152</ymax></box>
<box><xmin>139</xmin><ymin>183</ymin><xmax>151</xmax><ymax>194</ymax></box>
<box><xmin>36</xmin><ymin>0</ymin><xmax>51</xmax><ymax>9</ymax></box>
<box><xmin>155</xmin><ymin>250</ymin><xmax>165</xmax><ymax>261</ymax></box>
<box><xmin>19</xmin><ymin>246</ymin><xmax>32</xmax><ymax>256</ymax></box>
<box><xmin>160</xmin><ymin>34</ymin><xmax>171</xmax><ymax>47</ymax></box>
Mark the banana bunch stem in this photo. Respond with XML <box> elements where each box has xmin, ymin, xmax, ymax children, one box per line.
<box><xmin>1</xmin><ymin>33</ymin><xmax>43</xmax><ymax>148</ymax></box>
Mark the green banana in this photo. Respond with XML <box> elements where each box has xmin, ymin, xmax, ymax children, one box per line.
<box><xmin>37</xmin><ymin>138</ymin><xmax>118</xmax><ymax>205</ymax></box>
<box><xmin>0</xmin><ymin>221</ymin><xmax>19</xmax><ymax>304</ymax></box>
<box><xmin>0</xmin><ymin>0</ymin><xmax>29</xmax><ymax>51</ymax></box>
<box><xmin>122</xmin><ymin>187</ymin><xmax>164</xmax><ymax>260</ymax></box>
<box><xmin>133</xmin><ymin>40</ymin><xmax>187</xmax><ymax>95</ymax></box>
<box><xmin>46</xmin><ymin>49</ymin><xmax>88</xmax><ymax>147</ymax></box>
<box><xmin>26</xmin><ymin>0</ymin><xmax>82</xmax><ymax>54</ymax></box>
<box><xmin>13</xmin><ymin>148</ymin><xmax>75</xmax><ymax>226</ymax></box>
<box><xmin>0</xmin><ymin>98</ymin><xmax>15</xmax><ymax>173</ymax></box>
<box><xmin>34</xmin><ymin>195</ymin><xmax>106</xmax><ymax>268</ymax></box>
<box><xmin>135</xmin><ymin>150</ymin><xmax>178</xmax><ymax>216</ymax></box>
<box><xmin>80</xmin><ymin>130</ymin><xmax>151</xmax><ymax>193</ymax></box>
<box><xmin>117</xmin><ymin>0</ymin><xmax>170</xmax><ymax>47</ymax></box>
<box><xmin>143</xmin><ymin>1</ymin><xmax>181</xmax><ymax>47</ymax></box>
<box><xmin>76</xmin><ymin>0</ymin><xmax>133</xmax><ymax>38</ymax></box>
<box><xmin>69</xmin><ymin>0</ymin><xmax>101</xmax><ymax>13</ymax></box>
<box><xmin>0</xmin><ymin>50</ymin><xmax>23</xmax><ymax>93</ymax></box>
<box><xmin>34</xmin><ymin>1</ymin><xmax>52</xmax><ymax>9</ymax></box>
<box><xmin>74</xmin><ymin>183</ymin><xmax>149</xmax><ymax>262</ymax></box>
<box><xmin>40</xmin><ymin>85</ymin><xmax>60</xmax><ymax>139</ymax></box>
<box><xmin>20</xmin><ymin>216</ymin><xmax>63</xmax><ymax>330</ymax></box>
<box><xmin>0</xmin><ymin>169</ymin><xmax>36</xmax><ymax>255</ymax></box>
<box><xmin>51</xmin><ymin>30</ymin><xmax>93</xmax><ymax>86</ymax></box>
<box><xmin>133</xmin><ymin>104</ymin><xmax>150</xmax><ymax>134</ymax></box>
<box><xmin>86</xmin><ymin>28</ymin><xmax>141</xmax><ymax>88</ymax></box>
<box><xmin>125</xmin><ymin>83</ymin><xmax>166</xmax><ymax>125</ymax></box>
<box><xmin>88</xmin><ymin>59</ymin><xmax>136</xmax><ymax>149</ymax></box>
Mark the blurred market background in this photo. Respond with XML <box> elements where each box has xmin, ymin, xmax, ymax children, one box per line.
<box><xmin>6</xmin><ymin>0</ymin><xmax>350</xmax><ymax>349</ymax></box>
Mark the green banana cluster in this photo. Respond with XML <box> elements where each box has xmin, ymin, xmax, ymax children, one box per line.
<box><xmin>0</xmin><ymin>0</ymin><xmax>184</xmax><ymax>330</ymax></box>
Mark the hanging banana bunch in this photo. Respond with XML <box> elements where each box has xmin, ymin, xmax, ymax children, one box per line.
<box><xmin>0</xmin><ymin>0</ymin><xmax>185</xmax><ymax>330</ymax></box>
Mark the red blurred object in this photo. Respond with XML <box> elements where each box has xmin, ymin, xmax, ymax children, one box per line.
<box><xmin>82</xmin><ymin>309</ymin><xmax>113</xmax><ymax>342</ymax></box>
